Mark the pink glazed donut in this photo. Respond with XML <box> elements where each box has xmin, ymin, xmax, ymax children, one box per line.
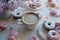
<box><xmin>50</xmin><ymin>9</ymin><xmax>57</xmax><ymax>16</ymax></box>
<box><xmin>48</xmin><ymin>0</ymin><xmax>52</xmax><ymax>2</ymax></box>
<box><xmin>29</xmin><ymin>2</ymin><xmax>36</xmax><ymax>9</ymax></box>
<box><xmin>0</xmin><ymin>21</ymin><xmax>8</xmax><ymax>31</ymax></box>
<box><xmin>10</xmin><ymin>28</ymin><xmax>18</xmax><ymax>38</ymax></box>
<box><xmin>55</xmin><ymin>23</ymin><xmax>60</xmax><ymax>27</ymax></box>
<box><xmin>8</xmin><ymin>36</ymin><xmax>16</xmax><ymax>40</ymax></box>
<box><xmin>29</xmin><ymin>36</ymin><xmax>39</xmax><ymax>40</ymax></box>
<box><xmin>8</xmin><ymin>28</ymin><xmax>18</xmax><ymax>40</ymax></box>
<box><xmin>55</xmin><ymin>26</ymin><xmax>60</xmax><ymax>34</ymax></box>
<box><xmin>49</xmin><ymin>2</ymin><xmax>56</xmax><ymax>8</ymax></box>
<box><xmin>47</xmin><ymin>30</ymin><xmax>59</xmax><ymax>40</ymax></box>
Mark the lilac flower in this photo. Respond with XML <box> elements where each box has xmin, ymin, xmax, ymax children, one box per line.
<box><xmin>6</xmin><ymin>0</ymin><xmax>18</xmax><ymax>11</ymax></box>
<box><xmin>0</xmin><ymin>2</ymin><xmax>5</xmax><ymax>13</ymax></box>
<box><xmin>0</xmin><ymin>0</ymin><xmax>10</xmax><ymax>3</ymax></box>
<box><xmin>0</xmin><ymin>0</ymin><xmax>5</xmax><ymax>2</ymax></box>
<box><xmin>0</xmin><ymin>0</ymin><xmax>18</xmax><ymax>12</ymax></box>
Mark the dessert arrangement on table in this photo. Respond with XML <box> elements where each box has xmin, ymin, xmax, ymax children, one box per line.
<box><xmin>0</xmin><ymin>0</ymin><xmax>60</xmax><ymax>40</ymax></box>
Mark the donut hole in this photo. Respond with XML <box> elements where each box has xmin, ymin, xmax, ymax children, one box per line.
<box><xmin>17</xmin><ymin>13</ymin><xmax>19</xmax><ymax>15</ymax></box>
<box><xmin>52</xmin><ymin>32</ymin><xmax>56</xmax><ymax>36</ymax></box>
<box><xmin>48</xmin><ymin>23</ymin><xmax>51</xmax><ymax>26</ymax></box>
<box><xmin>32</xmin><ymin>4</ymin><xmax>35</xmax><ymax>6</ymax></box>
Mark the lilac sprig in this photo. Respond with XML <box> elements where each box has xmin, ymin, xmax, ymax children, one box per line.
<box><xmin>0</xmin><ymin>2</ymin><xmax>6</xmax><ymax>13</ymax></box>
<box><xmin>0</xmin><ymin>0</ymin><xmax>9</xmax><ymax>3</ymax></box>
<box><xmin>0</xmin><ymin>0</ymin><xmax>5</xmax><ymax>2</ymax></box>
<box><xmin>0</xmin><ymin>0</ymin><xmax>17</xmax><ymax>13</ymax></box>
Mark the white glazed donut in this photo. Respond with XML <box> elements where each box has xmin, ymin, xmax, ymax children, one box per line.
<box><xmin>47</xmin><ymin>30</ymin><xmax>59</xmax><ymax>40</ymax></box>
<box><xmin>43</xmin><ymin>20</ymin><xmax>55</xmax><ymax>30</ymax></box>
<box><xmin>12</xmin><ymin>7</ymin><xmax>22</xmax><ymax>18</ymax></box>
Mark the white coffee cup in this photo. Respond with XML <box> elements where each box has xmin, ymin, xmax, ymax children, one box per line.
<box><xmin>17</xmin><ymin>11</ymin><xmax>41</xmax><ymax>29</ymax></box>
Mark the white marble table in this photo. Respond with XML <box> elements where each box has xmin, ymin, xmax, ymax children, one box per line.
<box><xmin>0</xmin><ymin>0</ymin><xmax>60</xmax><ymax>40</ymax></box>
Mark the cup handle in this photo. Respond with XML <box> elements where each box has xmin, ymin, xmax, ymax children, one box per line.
<box><xmin>16</xmin><ymin>19</ymin><xmax>23</xmax><ymax>24</ymax></box>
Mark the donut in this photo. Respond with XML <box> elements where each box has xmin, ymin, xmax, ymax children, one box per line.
<box><xmin>8</xmin><ymin>36</ymin><xmax>16</xmax><ymax>40</ymax></box>
<box><xmin>8</xmin><ymin>27</ymin><xmax>18</xmax><ymax>40</ymax></box>
<box><xmin>48</xmin><ymin>0</ymin><xmax>52</xmax><ymax>2</ymax></box>
<box><xmin>43</xmin><ymin>20</ymin><xmax>55</xmax><ymax>30</ymax></box>
<box><xmin>29</xmin><ymin>3</ymin><xmax>36</xmax><ymax>9</ymax></box>
<box><xmin>8</xmin><ymin>28</ymin><xmax>18</xmax><ymax>40</ymax></box>
<box><xmin>55</xmin><ymin>23</ymin><xmax>60</xmax><ymax>27</ymax></box>
<box><xmin>10</xmin><ymin>28</ymin><xmax>18</xmax><ymax>38</ymax></box>
<box><xmin>50</xmin><ymin>9</ymin><xmax>57</xmax><ymax>16</ymax></box>
<box><xmin>29</xmin><ymin>2</ymin><xmax>41</xmax><ymax>9</ymax></box>
<box><xmin>55</xmin><ymin>26</ymin><xmax>60</xmax><ymax>34</ymax></box>
<box><xmin>47</xmin><ymin>30</ymin><xmax>59</xmax><ymax>40</ymax></box>
<box><xmin>0</xmin><ymin>0</ymin><xmax>10</xmax><ymax>3</ymax></box>
<box><xmin>29</xmin><ymin>36</ymin><xmax>39</xmax><ymax>40</ymax></box>
<box><xmin>55</xmin><ymin>14</ymin><xmax>60</xmax><ymax>17</ymax></box>
<box><xmin>49</xmin><ymin>2</ymin><xmax>56</xmax><ymax>8</ymax></box>
<box><xmin>12</xmin><ymin>7</ymin><xmax>22</xmax><ymax>19</ymax></box>
<box><xmin>0</xmin><ymin>21</ymin><xmax>8</xmax><ymax>31</ymax></box>
<box><xmin>10</xmin><ymin>31</ymin><xmax>18</xmax><ymax>38</ymax></box>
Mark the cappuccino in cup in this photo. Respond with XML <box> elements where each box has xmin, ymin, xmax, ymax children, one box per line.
<box><xmin>22</xmin><ymin>12</ymin><xmax>40</xmax><ymax>29</ymax></box>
